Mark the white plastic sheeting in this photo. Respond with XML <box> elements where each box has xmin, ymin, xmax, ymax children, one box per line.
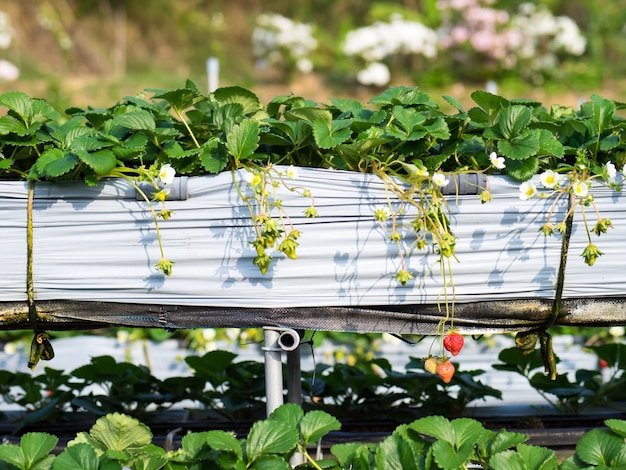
<box><xmin>1</xmin><ymin>167</ymin><xmax>624</xmax><ymax>309</ymax></box>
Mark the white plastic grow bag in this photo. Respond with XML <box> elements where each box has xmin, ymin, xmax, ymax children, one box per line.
<box><xmin>1</xmin><ymin>167</ymin><xmax>625</xmax><ymax>332</ymax></box>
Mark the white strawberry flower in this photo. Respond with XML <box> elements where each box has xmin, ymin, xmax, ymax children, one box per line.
<box><xmin>157</xmin><ymin>164</ymin><xmax>176</xmax><ymax>185</ymax></box>
<box><xmin>519</xmin><ymin>181</ymin><xmax>537</xmax><ymax>200</ymax></box>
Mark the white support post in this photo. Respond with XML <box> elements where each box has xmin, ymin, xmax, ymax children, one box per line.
<box><xmin>263</xmin><ymin>327</ymin><xmax>305</xmax><ymax>466</ymax></box>
<box><xmin>262</xmin><ymin>327</ymin><xmax>284</xmax><ymax>417</ymax></box>
<box><xmin>207</xmin><ymin>57</ymin><xmax>219</xmax><ymax>93</ymax></box>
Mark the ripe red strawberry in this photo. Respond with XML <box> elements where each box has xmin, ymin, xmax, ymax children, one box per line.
<box><xmin>443</xmin><ymin>332</ymin><xmax>464</xmax><ymax>356</ymax></box>
<box><xmin>437</xmin><ymin>360</ymin><xmax>455</xmax><ymax>384</ymax></box>
<box><xmin>424</xmin><ymin>357</ymin><xmax>439</xmax><ymax>374</ymax></box>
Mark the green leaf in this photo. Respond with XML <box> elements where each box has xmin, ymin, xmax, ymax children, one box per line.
<box><xmin>451</xmin><ymin>418</ymin><xmax>488</xmax><ymax>449</ymax></box>
<box><xmin>212</xmin><ymin>86</ymin><xmax>263</xmax><ymax>116</ymax></box>
<box><xmin>249</xmin><ymin>455</ymin><xmax>291</xmax><ymax>470</ymax></box>
<box><xmin>431</xmin><ymin>440</ymin><xmax>474</xmax><ymax>470</ymax></box>
<box><xmin>185</xmin><ymin>350</ymin><xmax>237</xmax><ymax>376</ymax></box>
<box><xmin>369</xmin><ymin>86</ymin><xmax>431</xmax><ymax>106</ymax></box>
<box><xmin>0</xmin><ymin>433</ymin><xmax>57</xmax><ymax>470</ymax></box>
<box><xmin>329</xmin><ymin>97</ymin><xmax>364</xmax><ymax>114</ymax></box>
<box><xmin>54</xmin><ymin>443</ymin><xmax>99</xmax><ymax>470</ymax></box>
<box><xmin>599</xmin><ymin>134</ymin><xmax>620</xmax><ymax>152</ymax></box>
<box><xmin>269</xmin><ymin>403</ymin><xmax>303</xmax><ymax>432</ymax></box>
<box><xmin>300</xmin><ymin>410</ymin><xmax>341</xmax><ymax>445</ymax></box>
<box><xmin>576</xmin><ymin>428</ymin><xmax>626</xmax><ymax>466</ymax></box>
<box><xmin>425</xmin><ymin>117</ymin><xmax>450</xmax><ymax>139</ymax></box>
<box><xmin>264</xmin><ymin>119</ymin><xmax>312</xmax><ymax>147</ymax></box>
<box><xmin>332</xmin><ymin>443</ymin><xmax>374</xmax><ymax>468</ymax></box>
<box><xmin>30</xmin><ymin>148</ymin><xmax>79</xmax><ymax>179</ymax></box>
<box><xmin>0</xmin><ymin>443</ymin><xmax>23</xmax><ymax>468</ymax></box>
<box><xmin>21</xmin><ymin>432</ymin><xmax>58</xmax><ymax>462</ymax></box>
<box><xmin>443</xmin><ymin>95</ymin><xmax>465</xmax><ymax>113</ymax></box>
<box><xmin>0</xmin><ymin>91</ymin><xmax>33</xmax><ymax>125</ymax></box>
<box><xmin>375</xmin><ymin>426</ymin><xmax>426</xmax><ymax>470</ymax></box>
<box><xmin>392</xmin><ymin>106</ymin><xmax>426</xmax><ymax>134</ymax></box>
<box><xmin>114</xmin><ymin>110</ymin><xmax>156</xmax><ymax>131</ymax></box>
<box><xmin>30</xmin><ymin>98</ymin><xmax>60</xmax><ymax>124</ymax></box>
<box><xmin>179</xmin><ymin>432</ymin><xmax>212</xmax><ymax>460</ymax></box>
<box><xmin>76</xmin><ymin>149</ymin><xmax>117</xmax><ymax>175</ymax></box>
<box><xmin>311</xmin><ymin>119</ymin><xmax>353</xmax><ymax>148</ymax></box>
<box><xmin>516</xmin><ymin>443</ymin><xmax>558</xmax><ymax>470</ymax></box>
<box><xmin>605</xmin><ymin>419</ymin><xmax>626</xmax><ymax>438</ymax></box>
<box><xmin>489</xmin><ymin>450</ymin><xmax>526</xmax><ymax>470</ymax></box>
<box><xmin>471</xmin><ymin>90</ymin><xmax>509</xmax><ymax>119</ymax></box>
<box><xmin>88</xmin><ymin>413</ymin><xmax>153</xmax><ymax>453</ymax></box>
<box><xmin>410</xmin><ymin>416</ymin><xmax>454</xmax><ymax>443</ymax></box>
<box><xmin>536</xmin><ymin>129</ymin><xmax>564</xmax><ymax>157</ymax></box>
<box><xmin>590</xmin><ymin>94</ymin><xmax>616</xmax><ymax>133</ymax></box>
<box><xmin>497</xmin><ymin>105</ymin><xmax>532</xmax><ymax>140</ymax></box>
<box><xmin>205</xmin><ymin>430</ymin><xmax>243</xmax><ymax>459</ymax></box>
<box><xmin>245</xmin><ymin>418</ymin><xmax>297</xmax><ymax>463</ymax></box>
<box><xmin>478</xmin><ymin>429</ymin><xmax>528</xmax><ymax>458</ymax></box>
<box><xmin>504</xmin><ymin>155</ymin><xmax>539</xmax><ymax>181</ymax></box>
<box><xmin>285</xmin><ymin>107</ymin><xmax>332</xmax><ymax>124</ymax></box>
<box><xmin>127</xmin><ymin>449</ymin><xmax>167</xmax><ymax>470</ymax></box>
<box><xmin>0</xmin><ymin>158</ymin><xmax>13</xmax><ymax>169</ymax></box>
<box><xmin>0</xmin><ymin>115</ymin><xmax>29</xmax><ymax>135</ymax></box>
<box><xmin>148</xmin><ymin>87</ymin><xmax>200</xmax><ymax>112</ymax></box>
<box><xmin>497</xmin><ymin>131</ymin><xmax>539</xmax><ymax>160</ymax></box>
<box><xmin>199</xmin><ymin>139</ymin><xmax>228</xmax><ymax>173</ymax></box>
<box><xmin>226</xmin><ymin>119</ymin><xmax>260</xmax><ymax>162</ymax></box>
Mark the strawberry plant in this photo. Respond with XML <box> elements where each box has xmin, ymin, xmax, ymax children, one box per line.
<box><xmin>494</xmin><ymin>343</ymin><xmax>626</xmax><ymax>413</ymax></box>
<box><xmin>2</xmin><ymin>82</ymin><xmax>626</xmax><ymax>376</ymax></box>
<box><xmin>0</xmin><ymin>408</ymin><xmax>624</xmax><ymax>469</ymax></box>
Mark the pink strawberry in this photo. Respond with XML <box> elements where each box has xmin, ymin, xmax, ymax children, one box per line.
<box><xmin>437</xmin><ymin>360</ymin><xmax>455</xmax><ymax>384</ymax></box>
<box><xmin>443</xmin><ymin>332</ymin><xmax>464</xmax><ymax>356</ymax></box>
<box><xmin>424</xmin><ymin>357</ymin><xmax>439</xmax><ymax>374</ymax></box>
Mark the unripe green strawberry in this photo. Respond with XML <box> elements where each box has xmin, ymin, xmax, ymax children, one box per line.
<box><xmin>424</xmin><ymin>357</ymin><xmax>438</xmax><ymax>374</ymax></box>
<box><xmin>443</xmin><ymin>332</ymin><xmax>464</xmax><ymax>356</ymax></box>
<box><xmin>437</xmin><ymin>360</ymin><xmax>455</xmax><ymax>384</ymax></box>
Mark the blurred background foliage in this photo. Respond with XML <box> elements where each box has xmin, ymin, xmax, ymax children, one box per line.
<box><xmin>1</xmin><ymin>0</ymin><xmax>626</xmax><ymax>112</ymax></box>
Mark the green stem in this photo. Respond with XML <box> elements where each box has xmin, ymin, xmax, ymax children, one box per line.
<box><xmin>549</xmin><ymin>193</ymin><xmax>574</xmax><ymax>329</ymax></box>
<box><xmin>27</xmin><ymin>180</ymin><xmax>36</xmax><ymax>330</ymax></box>
<box><xmin>301</xmin><ymin>447</ymin><xmax>324</xmax><ymax>470</ymax></box>
<box><xmin>579</xmin><ymin>202</ymin><xmax>593</xmax><ymax>245</ymax></box>
<box><xmin>173</xmin><ymin>107</ymin><xmax>201</xmax><ymax>149</ymax></box>
<box><xmin>129</xmin><ymin>178</ymin><xmax>167</xmax><ymax>260</ymax></box>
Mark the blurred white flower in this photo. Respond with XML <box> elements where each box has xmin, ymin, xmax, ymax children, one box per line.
<box><xmin>3</xmin><ymin>342</ymin><xmax>17</xmax><ymax>355</ymax></box>
<box><xmin>0</xmin><ymin>59</ymin><xmax>18</xmax><ymax>81</ymax></box>
<box><xmin>344</xmin><ymin>15</ymin><xmax>439</xmax><ymax>62</ymax></box>
<box><xmin>0</xmin><ymin>11</ymin><xmax>13</xmax><ymax>49</ymax></box>
<box><xmin>202</xmin><ymin>329</ymin><xmax>217</xmax><ymax>341</ymax></box>
<box><xmin>252</xmin><ymin>13</ymin><xmax>317</xmax><ymax>75</ymax></box>
<box><xmin>356</xmin><ymin>62</ymin><xmax>390</xmax><ymax>87</ymax></box>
